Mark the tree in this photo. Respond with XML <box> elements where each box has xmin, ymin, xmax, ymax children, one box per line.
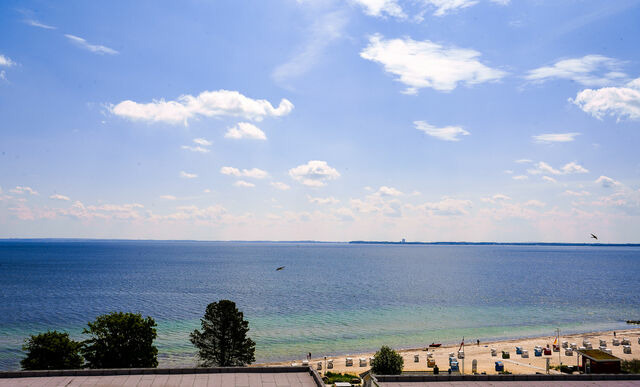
<box><xmin>81</xmin><ymin>312</ymin><xmax>158</xmax><ymax>368</ymax></box>
<box><xmin>190</xmin><ymin>300</ymin><xmax>256</xmax><ymax>366</ymax></box>
<box><xmin>21</xmin><ymin>331</ymin><xmax>83</xmax><ymax>370</ymax></box>
<box><xmin>370</xmin><ymin>345</ymin><xmax>404</xmax><ymax>375</ymax></box>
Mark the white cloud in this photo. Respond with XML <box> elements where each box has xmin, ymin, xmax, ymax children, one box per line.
<box><xmin>180</xmin><ymin>171</ymin><xmax>198</xmax><ymax>179</ymax></box>
<box><xmin>289</xmin><ymin>160</ymin><xmax>340</xmax><ymax>187</ymax></box>
<box><xmin>111</xmin><ymin>90</ymin><xmax>294</xmax><ymax>125</ymax></box>
<box><xmin>563</xmin><ymin>190</ymin><xmax>590</xmax><ymax>197</ymax></box>
<box><xmin>0</xmin><ymin>71</ymin><xmax>6</xmax><ymax>81</ymax></box>
<box><xmin>270</xmin><ymin>182</ymin><xmax>291</xmax><ymax>190</ymax></box>
<box><xmin>181</xmin><ymin>145</ymin><xmax>210</xmax><ymax>153</ymax></box>
<box><xmin>415</xmin><ymin>196</ymin><xmax>473</xmax><ymax>215</ymax></box>
<box><xmin>224</xmin><ymin>122</ymin><xmax>267</xmax><ymax>140</ymax></box>
<box><xmin>490</xmin><ymin>0</ymin><xmax>510</xmax><ymax>4</ymax></box>
<box><xmin>423</xmin><ymin>0</ymin><xmax>479</xmax><ymax>17</ymax></box>
<box><xmin>234</xmin><ymin>180</ymin><xmax>255</xmax><ymax>188</ymax></box>
<box><xmin>570</xmin><ymin>77</ymin><xmax>640</xmax><ymax>121</ymax></box>
<box><xmin>378</xmin><ymin>186</ymin><xmax>403</xmax><ymax>196</ymax></box>
<box><xmin>532</xmin><ymin>132</ymin><xmax>580</xmax><ymax>143</ymax></box>
<box><xmin>273</xmin><ymin>10</ymin><xmax>348</xmax><ymax>83</ymax></box>
<box><xmin>25</xmin><ymin>19</ymin><xmax>56</xmax><ymax>29</ymax></box>
<box><xmin>10</xmin><ymin>186</ymin><xmax>38</xmax><ymax>195</ymax></box>
<box><xmin>160</xmin><ymin>195</ymin><xmax>177</xmax><ymax>200</ymax></box>
<box><xmin>481</xmin><ymin>193</ymin><xmax>511</xmax><ymax>203</ymax></box>
<box><xmin>360</xmin><ymin>34</ymin><xmax>505</xmax><ymax>94</ymax></box>
<box><xmin>64</xmin><ymin>34</ymin><xmax>118</xmax><ymax>55</ymax></box>
<box><xmin>0</xmin><ymin>54</ymin><xmax>16</xmax><ymax>67</ymax></box>
<box><xmin>415</xmin><ymin>120</ymin><xmax>470</xmax><ymax>141</ymax></box>
<box><xmin>308</xmin><ymin>195</ymin><xmax>340</xmax><ymax>205</ymax></box>
<box><xmin>542</xmin><ymin>176</ymin><xmax>557</xmax><ymax>183</ymax></box>
<box><xmin>528</xmin><ymin>161</ymin><xmax>589</xmax><ymax>175</ymax></box>
<box><xmin>513</xmin><ymin>175</ymin><xmax>528</xmax><ymax>180</ymax></box>
<box><xmin>193</xmin><ymin>138</ymin><xmax>212</xmax><ymax>146</ymax></box>
<box><xmin>526</xmin><ymin>55</ymin><xmax>626</xmax><ymax>87</ymax></box>
<box><xmin>220</xmin><ymin>167</ymin><xmax>269</xmax><ymax>179</ymax></box>
<box><xmin>524</xmin><ymin>199</ymin><xmax>546</xmax><ymax>208</ymax></box>
<box><xmin>49</xmin><ymin>194</ymin><xmax>70</xmax><ymax>201</ymax></box>
<box><xmin>515</xmin><ymin>159</ymin><xmax>533</xmax><ymax>164</ymax></box>
<box><xmin>351</xmin><ymin>0</ymin><xmax>406</xmax><ymax>18</ymax></box>
<box><xmin>595</xmin><ymin>175</ymin><xmax>620</xmax><ymax>188</ymax></box>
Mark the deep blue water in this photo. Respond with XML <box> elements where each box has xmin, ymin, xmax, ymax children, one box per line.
<box><xmin>1</xmin><ymin>241</ymin><xmax>639</xmax><ymax>370</ymax></box>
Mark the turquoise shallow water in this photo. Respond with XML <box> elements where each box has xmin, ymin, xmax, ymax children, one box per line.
<box><xmin>1</xmin><ymin>241</ymin><xmax>639</xmax><ymax>370</ymax></box>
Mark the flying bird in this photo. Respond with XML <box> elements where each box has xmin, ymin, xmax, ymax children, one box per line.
<box><xmin>276</xmin><ymin>266</ymin><xmax>285</xmax><ymax>271</ymax></box>
<box><xmin>591</xmin><ymin>233</ymin><xmax>598</xmax><ymax>240</ymax></box>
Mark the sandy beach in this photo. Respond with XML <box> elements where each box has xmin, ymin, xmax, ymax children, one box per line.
<box><xmin>261</xmin><ymin>328</ymin><xmax>640</xmax><ymax>375</ymax></box>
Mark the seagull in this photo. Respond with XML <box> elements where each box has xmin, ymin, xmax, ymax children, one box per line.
<box><xmin>276</xmin><ymin>266</ymin><xmax>285</xmax><ymax>271</ymax></box>
<box><xmin>591</xmin><ymin>233</ymin><xmax>598</xmax><ymax>240</ymax></box>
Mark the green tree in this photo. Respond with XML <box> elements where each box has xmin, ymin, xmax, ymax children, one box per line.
<box><xmin>370</xmin><ymin>345</ymin><xmax>404</xmax><ymax>375</ymax></box>
<box><xmin>21</xmin><ymin>331</ymin><xmax>83</xmax><ymax>370</ymax></box>
<box><xmin>81</xmin><ymin>312</ymin><xmax>158</xmax><ymax>368</ymax></box>
<box><xmin>190</xmin><ymin>300</ymin><xmax>256</xmax><ymax>366</ymax></box>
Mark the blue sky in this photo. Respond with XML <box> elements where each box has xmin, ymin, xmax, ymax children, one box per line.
<box><xmin>1</xmin><ymin>0</ymin><xmax>640</xmax><ymax>242</ymax></box>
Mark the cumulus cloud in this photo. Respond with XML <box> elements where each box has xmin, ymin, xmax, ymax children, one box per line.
<box><xmin>481</xmin><ymin>193</ymin><xmax>511</xmax><ymax>203</ymax></box>
<box><xmin>270</xmin><ymin>182</ymin><xmax>291</xmax><ymax>190</ymax></box>
<box><xmin>595</xmin><ymin>175</ymin><xmax>620</xmax><ymax>188</ymax></box>
<box><xmin>415</xmin><ymin>120</ymin><xmax>470</xmax><ymax>141</ymax></box>
<box><xmin>564</xmin><ymin>190</ymin><xmax>590</xmax><ymax>197</ymax></box>
<box><xmin>160</xmin><ymin>195</ymin><xmax>177</xmax><ymax>200</ymax></box>
<box><xmin>10</xmin><ymin>186</ymin><xmax>38</xmax><ymax>195</ymax></box>
<box><xmin>289</xmin><ymin>160</ymin><xmax>340</xmax><ymax>187</ymax></box>
<box><xmin>234</xmin><ymin>180</ymin><xmax>255</xmax><ymax>188</ymax></box>
<box><xmin>378</xmin><ymin>186</ymin><xmax>403</xmax><ymax>196</ymax></box>
<box><xmin>224</xmin><ymin>122</ymin><xmax>267</xmax><ymax>140</ymax></box>
<box><xmin>111</xmin><ymin>90</ymin><xmax>294</xmax><ymax>125</ymax></box>
<box><xmin>351</xmin><ymin>0</ymin><xmax>406</xmax><ymax>18</ymax></box>
<box><xmin>0</xmin><ymin>54</ymin><xmax>16</xmax><ymax>67</ymax></box>
<box><xmin>542</xmin><ymin>176</ymin><xmax>558</xmax><ymax>183</ymax></box>
<box><xmin>423</xmin><ymin>0</ymin><xmax>479</xmax><ymax>17</ymax></box>
<box><xmin>64</xmin><ymin>34</ymin><xmax>118</xmax><ymax>55</ymax></box>
<box><xmin>515</xmin><ymin>159</ymin><xmax>533</xmax><ymax>164</ymax></box>
<box><xmin>532</xmin><ymin>133</ymin><xmax>580</xmax><ymax>143</ymax></box>
<box><xmin>193</xmin><ymin>138</ymin><xmax>212</xmax><ymax>146</ymax></box>
<box><xmin>220</xmin><ymin>167</ymin><xmax>269</xmax><ymax>179</ymax></box>
<box><xmin>49</xmin><ymin>194</ymin><xmax>70</xmax><ymax>201</ymax></box>
<box><xmin>526</xmin><ymin>55</ymin><xmax>626</xmax><ymax>87</ymax></box>
<box><xmin>570</xmin><ymin>77</ymin><xmax>640</xmax><ymax>121</ymax></box>
<box><xmin>180</xmin><ymin>171</ymin><xmax>198</xmax><ymax>179</ymax></box>
<box><xmin>25</xmin><ymin>19</ymin><xmax>56</xmax><ymax>29</ymax></box>
<box><xmin>308</xmin><ymin>195</ymin><xmax>340</xmax><ymax>205</ymax></box>
<box><xmin>360</xmin><ymin>34</ymin><xmax>505</xmax><ymax>94</ymax></box>
<box><xmin>528</xmin><ymin>161</ymin><xmax>589</xmax><ymax>175</ymax></box>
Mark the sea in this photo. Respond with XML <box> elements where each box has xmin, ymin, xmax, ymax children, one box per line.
<box><xmin>1</xmin><ymin>240</ymin><xmax>639</xmax><ymax>371</ymax></box>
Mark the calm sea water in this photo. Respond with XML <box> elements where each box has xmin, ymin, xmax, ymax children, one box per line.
<box><xmin>1</xmin><ymin>241</ymin><xmax>639</xmax><ymax>370</ymax></box>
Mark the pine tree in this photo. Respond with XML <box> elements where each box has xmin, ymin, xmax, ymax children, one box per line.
<box><xmin>190</xmin><ymin>300</ymin><xmax>256</xmax><ymax>366</ymax></box>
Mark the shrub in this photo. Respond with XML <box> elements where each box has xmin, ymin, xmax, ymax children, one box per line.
<box><xmin>370</xmin><ymin>345</ymin><xmax>403</xmax><ymax>375</ymax></box>
<box><xmin>324</xmin><ymin>372</ymin><xmax>357</xmax><ymax>384</ymax></box>
<box><xmin>622</xmin><ymin>359</ymin><xmax>640</xmax><ymax>374</ymax></box>
<box><xmin>21</xmin><ymin>331</ymin><xmax>83</xmax><ymax>370</ymax></box>
<box><xmin>81</xmin><ymin>312</ymin><xmax>158</xmax><ymax>368</ymax></box>
<box><xmin>190</xmin><ymin>300</ymin><xmax>256</xmax><ymax>366</ymax></box>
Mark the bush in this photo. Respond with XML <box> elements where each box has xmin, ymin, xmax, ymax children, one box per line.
<box><xmin>81</xmin><ymin>312</ymin><xmax>158</xmax><ymax>368</ymax></box>
<box><xmin>190</xmin><ymin>300</ymin><xmax>256</xmax><ymax>366</ymax></box>
<box><xmin>622</xmin><ymin>359</ymin><xmax>640</xmax><ymax>374</ymax></box>
<box><xmin>21</xmin><ymin>331</ymin><xmax>83</xmax><ymax>370</ymax></box>
<box><xmin>370</xmin><ymin>346</ymin><xmax>403</xmax><ymax>375</ymax></box>
<box><xmin>324</xmin><ymin>372</ymin><xmax>357</xmax><ymax>384</ymax></box>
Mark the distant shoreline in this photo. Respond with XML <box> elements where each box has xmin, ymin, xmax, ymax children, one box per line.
<box><xmin>0</xmin><ymin>238</ymin><xmax>639</xmax><ymax>246</ymax></box>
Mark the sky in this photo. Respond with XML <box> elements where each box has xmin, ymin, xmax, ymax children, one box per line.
<box><xmin>1</xmin><ymin>0</ymin><xmax>640</xmax><ymax>242</ymax></box>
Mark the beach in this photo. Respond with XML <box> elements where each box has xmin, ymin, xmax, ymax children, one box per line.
<box><xmin>262</xmin><ymin>328</ymin><xmax>640</xmax><ymax>375</ymax></box>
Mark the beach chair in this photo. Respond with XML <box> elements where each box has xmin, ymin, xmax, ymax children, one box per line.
<box><xmin>316</xmin><ymin>361</ymin><xmax>322</xmax><ymax>370</ymax></box>
<box><xmin>302</xmin><ymin>359</ymin><xmax>309</xmax><ymax>366</ymax></box>
<box><xmin>359</xmin><ymin>358</ymin><xmax>367</xmax><ymax>367</ymax></box>
<box><xmin>553</xmin><ymin>344</ymin><xmax>560</xmax><ymax>352</ymax></box>
<box><xmin>414</xmin><ymin>354</ymin><xmax>419</xmax><ymax>363</ymax></box>
<box><xmin>521</xmin><ymin>349</ymin><xmax>529</xmax><ymax>358</ymax></box>
<box><xmin>345</xmin><ymin>357</ymin><xmax>353</xmax><ymax>367</ymax></box>
<box><xmin>427</xmin><ymin>358</ymin><xmax>436</xmax><ymax>367</ymax></box>
<box><xmin>534</xmin><ymin>348</ymin><xmax>542</xmax><ymax>357</ymax></box>
<box><xmin>565</xmin><ymin>348</ymin><xmax>573</xmax><ymax>356</ymax></box>
<box><xmin>600</xmin><ymin>339</ymin><xmax>607</xmax><ymax>347</ymax></box>
<box><xmin>570</xmin><ymin>343</ymin><xmax>577</xmax><ymax>349</ymax></box>
<box><xmin>543</xmin><ymin>347</ymin><xmax>552</xmax><ymax>355</ymax></box>
<box><xmin>495</xmin><ymin>361</ymin><xmax>504</xmax><ymax>372</ymax></box>
<box><xmin>622</xmin><ymin>338</ymin><xmax>631</xmax><ymax>345</ymax></box>
<box><xmin>562</xmin><ymin>341</ymin><xmax>568</xmax><ymax>348</ymax></box>
<box><xmin>515</xmin><ymin>346</ymin><xmax>523</xmax><ymax>355</ymax></box>
<box><xmin>501</xmin><ymin>351</ymin><xmax>510</xmax><ymax>359</ymax></box>
<box><xmin>613</xmin><ymin>338</ymin><xmax>621</xmax><ymax>346</ymax></box>
<box><xmin>490</xmin><ymin>348</ymin><xmax>497</xmax><ymax>356</ymax></box>
<box><xmin>327</xmin><ymin>359</ymin><xmax>334</xmax><ymax>369</ymax></box>
<box><xmin>584</xmin><ymin>342</ymin><xmax>593</xmax><ymax>350</ymax></box>
<box><xmin>457</xmin><ymin>351</ymin><xmax>464</xmax><ymax>359</ymax></box>
<box><xmin>582</xmin><ymin>339</ymin><xmax>589</xmax><ymax>346</ymax></box>
<box><xmin>604</xmin><ymin>348</ymin><xmax>613</xmax><ymax>355</ymax></box>
<box><xmin>450</xmin><ymin>361</ymin><xmax>459</xmax><ymax>372</ymax></box>
<box><xmin>449</xmin><ymin>352</ymin><xmax>455</xmax><ymax>358</ymax></box>
<box><xmin>623</xmin><ymin>345</ymin><xmax>632</xmax><ymax>354</ymax></box>
<box><xmin>291</xmin><ymin>362</ymin><xmax>299</xmax><ymax>366</ymax></box>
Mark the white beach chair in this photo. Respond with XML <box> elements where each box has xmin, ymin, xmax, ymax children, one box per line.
<box><xmin>565</xmin><ymin>348</ymin><xmax>573</xmax><ymax>356</ymax></box>
<box><xmin>599</xmin><ymin>339</ymin><xmax>607</xmax><ymax>347</ymax></box>
<box><xmin>604</xmin><ymin>348</ymin><xmax>613</xmax><ymax>355</ymax></box>
<box><xmin>327</xmin><ymin>359</ymin><xmax>334</xmax><ymax>369</ymax></box>
<box><xmin>291</xmin><ymin>362</ymin><xmax>299</xmax><ymax>366</ymax></box>
<box><xmin>585</xmin><ymin>342</ymin><xmax>593</xmax><ymax>349</ymax></box>
<box><xmin>345</xmin><ymin>357</ymin><xmax>353</xmax><ymax>367</ymax></box>
<box><xmin>522</xmin><ymin>349</ymin><xmax>529</xmax><ymax>358</ymax></box>
<box><xmin>302</xmin><ymin>359</ymin><xmax>309</xmax><ymax>366</ymax></box>
<box><xmin>490</xmin><ymin>348</ymin><xmax>497</xmax><ymax>356</ymax></box>
<box><xmin>570</xmin><ymin>343</ymin><xmax>577</xmax><ymax>349</ymax></box>
<box><xmin>562</xmin><ymin>340</ymin><xmax>568</xmax><ymax>348</ymax></box>
<box><xmin>622</xmin><ymin>338</ymin><xmax>631</xmax><ymax>345</ymax></box>
<box><xmin>457</xmin><ymin>350</ymin><xmax>465</xmax><ymax>359</ymax></box>
<box><xmin>359</xmin><ymin>357</ymin><xmax>367</xmax><ymax>367</ymax></box>
<box><xmin>623</xmin><ymin>345</ymin><xmax>632</xmax><ymax>354</ymax></box>
<box><xmin>613</xmin><ymin>338</ymin><xmax>621</xmax><ymax>346</ymax></box>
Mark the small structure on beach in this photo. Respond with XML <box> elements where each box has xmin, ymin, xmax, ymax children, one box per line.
<box><xmin>576</xmin><ymin>349</ymin><xmax>622</xmax><ymax>374</ymax></box>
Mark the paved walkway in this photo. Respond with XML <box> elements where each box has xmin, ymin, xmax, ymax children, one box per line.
<box><xmin>0</xmin><ymin>371</ymin><xmax>317</xmax><ymax>386</ymax></box>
